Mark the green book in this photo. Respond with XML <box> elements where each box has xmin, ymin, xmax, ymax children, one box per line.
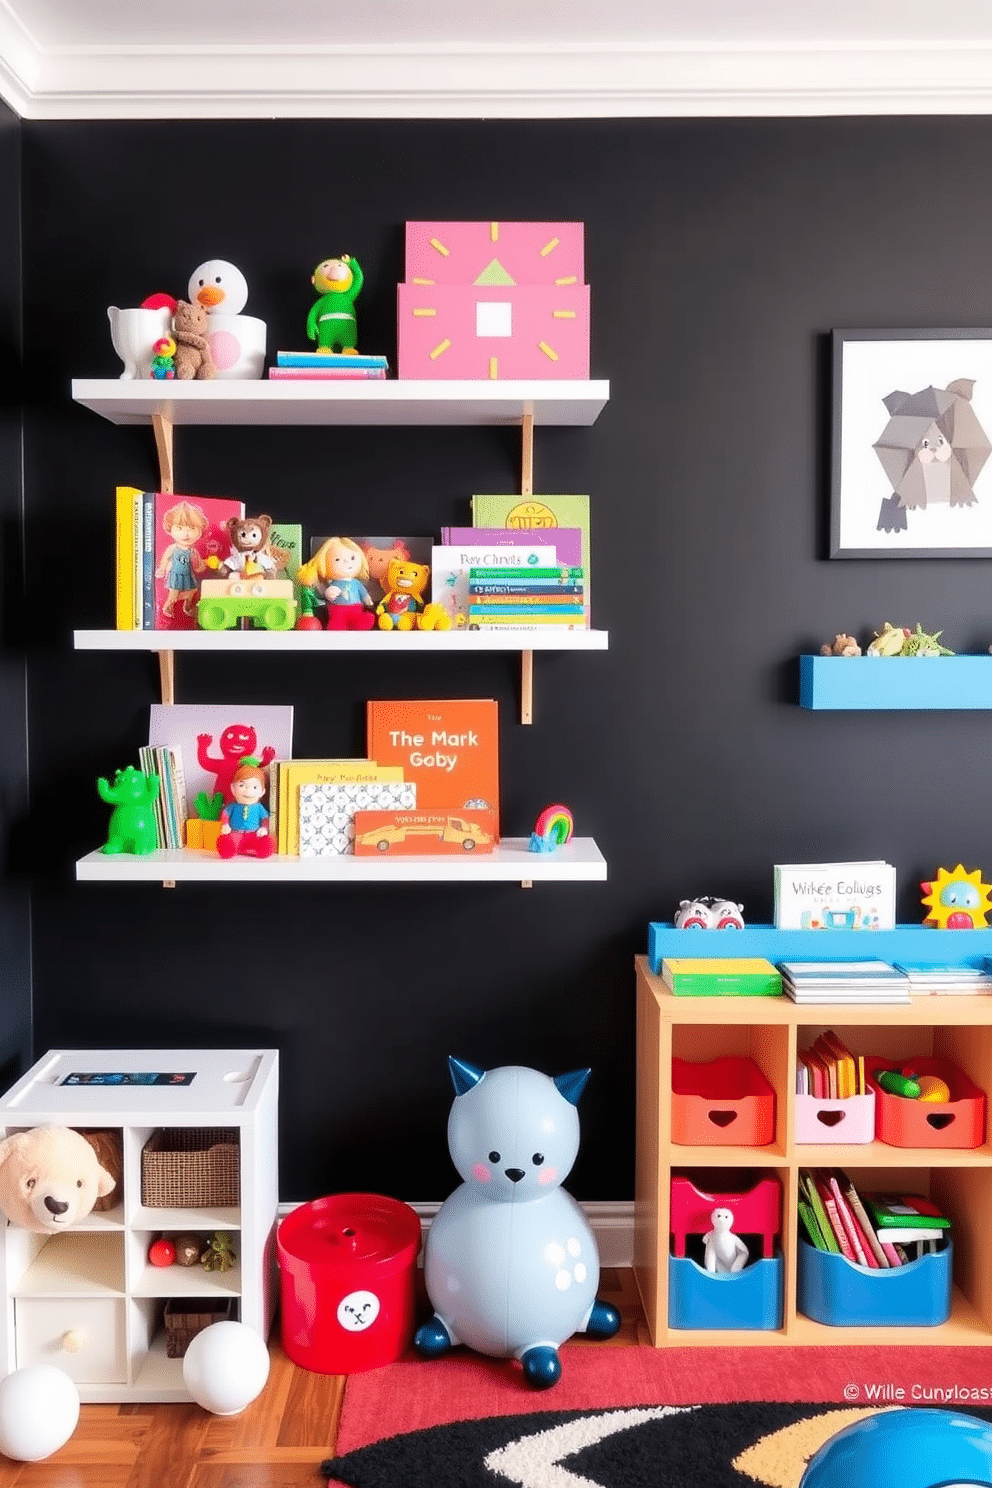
<box><xmin>468</xmin><ymin>566</ymin><xmax>583</xmax><ymax>581</ymax></box>
<box><xmin>801</xmin><ymin>1171</ymin><xmax>840</xmax><ymax>1254</ymax></box>
<box><xmin>798</xmin><ymin>1197</ymin><xmax>828</xmax><ymax>1251</ymax></box>
<box><xmin>269</xmin><ymin>522</ymin><xmax>303</xmax><ymax>583</ymax></box>
<box><xmin>660</xmin><ymin>957</ymin><xmax>782</xmax><ymax>997</ymax></box>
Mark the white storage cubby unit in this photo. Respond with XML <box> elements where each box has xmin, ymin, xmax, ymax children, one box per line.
<box><xmin>0</xmin><ymin>1048</ymin><xmax>278</xmax><ymax>1403</ymax></box>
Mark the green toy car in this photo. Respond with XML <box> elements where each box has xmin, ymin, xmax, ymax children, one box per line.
<box><xmin>197</xmin><ymin>578</ymin><xmax>297</xmax><ymax>632</ymax></box>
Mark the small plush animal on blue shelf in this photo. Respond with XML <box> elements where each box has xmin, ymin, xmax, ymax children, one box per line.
<box><xmin>414</xmin><ymin>1058</ymin><xmax>621</xmax><ymax>1389</ymax></box>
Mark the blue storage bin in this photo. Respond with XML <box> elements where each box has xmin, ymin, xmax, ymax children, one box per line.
<box><xmin>668</xmin><ymin>1251</ymin><xmax>783</xmax><ymax>1330</ymax></box>
<box><xmin>797</xmin><ymin>1238</ymin><xmax>952</xmax><ymax>1327</ymax></box>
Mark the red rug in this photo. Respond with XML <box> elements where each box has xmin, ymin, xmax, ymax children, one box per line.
<box><xmin>319</xmin><ymin>1345</ymin><xmax>992</xmax><ymax>1482</ymax></box>
<box><xmin>332</xmin><ymin>1341</ymin><xmax>992</xmax><ymax>1456</ymax></box>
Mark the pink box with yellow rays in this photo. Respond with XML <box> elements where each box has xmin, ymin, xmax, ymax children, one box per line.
<box><xmin>396</xmin><ymin>220</ymin><xmax>590</xmax><ymax>381</ymax></box>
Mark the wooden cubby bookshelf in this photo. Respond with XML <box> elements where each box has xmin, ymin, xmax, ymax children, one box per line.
<box><xmin>634</xmin><ymin>953</ymin><xmax>992</xmax><ymax>1347</ymax></box>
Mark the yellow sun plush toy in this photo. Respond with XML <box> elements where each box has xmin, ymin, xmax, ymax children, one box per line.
<box><xmin>920</xmin><ymin>864</ymin><xmax>992</xmax><ymax>929</ymax></box>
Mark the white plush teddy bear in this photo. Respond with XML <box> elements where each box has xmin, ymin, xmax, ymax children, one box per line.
<box><xmin>703</xmin><ymin>1207</ymin><xmax>750</xmax><ymax>1274</ymax></box>
<box><xmin>0</xmin><ymin>1127</ymin><xmax>117</xmax><ymax>1233</ymax></box>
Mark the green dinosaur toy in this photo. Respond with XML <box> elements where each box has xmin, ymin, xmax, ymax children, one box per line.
<box><xmin>97</xmin><ymin>765</ymin><xmax>160</xmax><ymax>854</ymax></box>
<box><xmin>902</xmin><ymin>624</ymin><xmax>954</xmax><ymax>657</ymax></box>
<box><xmin>306</xmin><ymin>255</ymin><xmax>364</xmax><ymax>353</ymax></box>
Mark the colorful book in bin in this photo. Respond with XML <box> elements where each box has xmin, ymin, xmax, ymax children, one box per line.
<box><xmin>660</xmin><ymin>957</ymin><xmax>783</xmax><ymax>997</ymax></box>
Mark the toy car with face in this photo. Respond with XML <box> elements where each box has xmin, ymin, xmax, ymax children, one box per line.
<box><xmin>674</xmin><ymin>896</ymin><xmax>745</xmax><ymax>930</ymax></box>
<box><xmin>197</xmin><ymin>577</ymin><xmax>297</xmax><ymax>632</ymax></box>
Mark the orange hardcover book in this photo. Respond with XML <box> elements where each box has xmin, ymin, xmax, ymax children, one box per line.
<box><xmin>353</xmin><ymin>810</ymin><xmax>494</xmax><ymax>856</ymax></box>
<box><xmin>366</xmin><ymin>699</ymin><xmax>499</xmax><ymax>840</ymax></box>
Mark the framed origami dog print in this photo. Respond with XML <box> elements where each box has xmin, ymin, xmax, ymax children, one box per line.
<box><xmin>831</xmin><ymin>328</ymin><xmax>992</xmax><ymax>557</ymax></box>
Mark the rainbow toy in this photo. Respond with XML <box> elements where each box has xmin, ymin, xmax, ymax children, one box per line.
<box><xmin>528</xmin><ymin>804</ymin><xmax>574</xmax><ymax>854</ymax></box>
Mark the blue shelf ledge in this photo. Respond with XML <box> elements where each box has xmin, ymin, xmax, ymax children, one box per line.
<box><xmin>647</xmin><ymin>923</ymin><xmax>992</xmax><ymax>976</ymax></box>
<box><xmin>799</xmin><ymin>654</ymin><xmax>992</xmax><ymax>710</ymax></box>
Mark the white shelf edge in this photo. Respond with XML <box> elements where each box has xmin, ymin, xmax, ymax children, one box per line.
<box><xmin>73</xmin><ymin>627</ymin><xmax>608</xmax><ymax>653</ymax></box>
<box><xmin>76</xmin><ymin>836</ymin><xmax>607</xmax><ymax>883</ymax></box>
<box><xmin>71</xmin><ymin>378</ymin><xmax>610</xmax><ymax>428</ymax></box>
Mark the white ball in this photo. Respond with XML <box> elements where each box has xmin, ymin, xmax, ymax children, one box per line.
<box><xmin>182</xmin><ymin>1321</ymin><xmax>270</xmax><ymax>1416</ymax></box>
<box><xmin>0</xmin><ymin>1364</ymin><xmax>80</xmax><ymax>1461</ymax></box>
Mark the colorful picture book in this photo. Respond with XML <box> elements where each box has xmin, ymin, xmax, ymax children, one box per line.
<box><xmin>441</xmin><ymin>526</ymin><xmax>583</xmax><ymax>570</ymax></box>
<box><xmin>660</xmin><ymin>957</ymin><xmax>782</xmax><ymax>997</ymax></box>
<box><xmin>430</xmin><ymin>543</ymin><xmax>558</xmax><ymax>625</ymax></box>
<box><xmin>307</xmin><ymin>536</ymin><xmax>433</xmax><ymax>607</ymax></box>
<box><xmin>366</xmin><ymin>698</ymin><xmax>500</xmax><ymax>839</ymax></box>
<box><xmin>468</xmin><ymin>565</ymin><xmax>586</xmax><ymax>631</ymax></box>
<box><xmin>271</xmin><ymin>351</ymin><xmax>389</xmax><ymax>376</ymax></box>
<box><xmin>778</xmin><ymin>958</ymin><xmax>910</xmax><ymax>1004</ymax></box>
<box><xmin>298</xmin><ymin>781</ymin><xmax>417</xmax><ymax>856</ymax></box>
<box><xmin>470</xmin><ymin>494</ymin><xmax>591</xmax><ymax>616</ymax></box>
<box><xmin>773</xmin><ymin>860</ymin><xmax>896</xmax><ymax>931</ymax></box>
<box><xmin>138</xmin><ymin>488</ymin><xmax>246</xmax><ymax>632</ymax></box>
<box><xmin>147</xmin><ymin>704</ymin><xmax>293</xmax><ymax>829</ymax></box>
<box><xmin>352</xmin><ymin>809</ymin><xmax>495</xmax><ymax>857</ymax></box>
<box><xmin>895</xmin><ymin>961</ymin><xmax>992</xmax><ymax>994</ymax></box>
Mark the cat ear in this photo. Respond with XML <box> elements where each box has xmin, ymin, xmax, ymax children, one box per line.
<box><xmin>448</xmin><ymin>1056</ymin><xmax>486</xmax><ymax>1095</ymax></box>
<box><xmin>554</xmin><ymin>1068</ymin><xmax>591</xmax><ymax>1105</ymax></box>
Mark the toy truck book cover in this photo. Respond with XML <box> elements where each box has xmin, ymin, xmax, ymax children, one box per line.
<box><xmin>366</xmin><ymin>699</ymin><xmax>499</xmax><ymax>840</ymax></box>
<box><xmin>353</xmin><ymin>809</ymin><xmax>495</xmax><ymax>856</ymax></box>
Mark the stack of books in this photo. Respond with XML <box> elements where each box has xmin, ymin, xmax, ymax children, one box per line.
<box><xmin>778</xmin><ymin>959</ymin><xmax>910</xmax><ymax>1004</ymax></box>
<box><xmin>799</xmin><ymin>1170</ymin><xmax>950</xmax><ymax>1268</ymax></box>
<box><xmin>894</xmin><ymin>961</ymin><xmax>992</xmax><ymax>995</ymax></box>
<box><xmin>660</xmin><ymin>957</ymin><xmax>782</xmax><ymax>997</ymax></box>
<box><xmin>796</xmin><ymin>1031</ymin><xmax>865</xmax><ymax>1098</ymax></box>
<box><xmin>467</xmin><ymin>566</ymin><xmax>586</xmax><ymax>631</ymax></box>
<box><xmin>267</xmin><ymin>351</ymin><xmax>389</xmax><ymax>381</ymax></box>
<box><xmin>773</xmin><ymin>859</ymin><xmax>896</xmax><ymax>930</ymax></box>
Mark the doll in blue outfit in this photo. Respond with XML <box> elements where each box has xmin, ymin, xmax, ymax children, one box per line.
<box><xmin>216</xmin><ymin>759</ymin><xmax>274</xmax><ymax>859</ymax></box>
<box><xmin>295</xmin><ymin>536</ymin><xmax>376</xmax><ymax>631</ymax></box>
<box><xmin>155</xmin><ymin>500</ymin><xmax>208</xmax><ymax>618</ymax></box>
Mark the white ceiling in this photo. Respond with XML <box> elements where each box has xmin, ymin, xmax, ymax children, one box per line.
<box><xmin>3</xmin><ymin>0</ymin><xmax>992</xmax><ymax>119</ymax></box>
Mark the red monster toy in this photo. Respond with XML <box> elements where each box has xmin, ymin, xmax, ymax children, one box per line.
<box><xmin>197</xmin><ymin>723</ymin><xmax>276</xmax><ymax>804</ymax></box>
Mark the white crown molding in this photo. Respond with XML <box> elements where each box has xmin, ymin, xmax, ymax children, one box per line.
<box><xmin>5</xmin><ymin>40</ymin><xmax>992</xmax><ymax>119</ymax></box>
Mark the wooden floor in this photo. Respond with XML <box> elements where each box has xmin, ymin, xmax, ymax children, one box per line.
<box><xmin>0</xmin><ymin>1270</ymin><xmax>645</xmax><ymax>1487</ymax></box>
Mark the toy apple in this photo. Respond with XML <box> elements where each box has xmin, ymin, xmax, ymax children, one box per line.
<box><xmin>295</xmin><ymin>614</ymin><xmax>322</xmax><ymax>631</ymax></box>
<box><xmin>148</xmin><ymin>1237</ymin><xmax>176</xmax><ymax>1267</ymax></box>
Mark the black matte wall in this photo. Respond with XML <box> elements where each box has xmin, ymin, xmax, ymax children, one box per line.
<box><xmin>17</xmin><ymin>116</ymin><xmax>992</xmax><ymax>1202</ymax></box>
<box><xmin>0</xmin><ymin>95</ymin><xmax>30</xmax><ymax>1085</ymax></box>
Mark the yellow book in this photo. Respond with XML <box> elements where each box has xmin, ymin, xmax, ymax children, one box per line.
<box><xmin>115</xmin><ymin>485</ymin><xmax>141</xmax><ymax>630</ymax></box>
<box><xmin>282</xmin><ymin>760</ymin><xmax>404</xmax><ymax>856</ymax></box>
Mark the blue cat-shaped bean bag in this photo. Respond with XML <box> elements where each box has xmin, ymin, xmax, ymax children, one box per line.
<box><xmin>414</xmin><ymin>1057</ymin><xmax>620</xmax><ymax>1388</ymax></box>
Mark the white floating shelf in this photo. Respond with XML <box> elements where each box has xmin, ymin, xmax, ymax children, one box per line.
<box><xmin>71</xmin><ymin>378</ymin><xmax>610</xmax><ymax>427</ymax></box>
<box><xmin>76</xmin><ymin>837</ymin><xmax>607</xmax><ymax>883</ymax></box>
<box><xmin>74</xmin><ymin>627</ymin><xmax>608</xmax><ymax>653</ymax></box>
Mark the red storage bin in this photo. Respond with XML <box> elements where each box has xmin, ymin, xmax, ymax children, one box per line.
<box><xmin>671</xmin><ymin>1056</ymin><xmax>776</xmax><ymax>1146</ymax></box>
<box><xmin>277</xmin><ymin>1192</ymin><xmax>421</xmax><ymax>1374</ymax></box>
<box><xmin>865</xmin><ymin>1055</ymin><xmax>986</xmax><ymax>1149</ymax></box>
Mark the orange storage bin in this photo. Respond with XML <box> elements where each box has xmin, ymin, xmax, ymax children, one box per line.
<box><xmin>865</xmin><ymin>1055</ymin><xmax>986</xmax><ymax>1149</ymax></box>
<box><xmin>671</xmin><ymin>1056</ymin><xmax>776</xmax><ymax>1146</ymax></box>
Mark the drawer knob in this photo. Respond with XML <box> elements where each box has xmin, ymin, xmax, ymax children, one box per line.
<box><xmin>61</xmin><ymin>1330</ymin><xmax>84</xmax><ymax>1354</ymax></box>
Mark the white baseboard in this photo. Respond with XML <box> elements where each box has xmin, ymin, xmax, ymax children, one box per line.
<box><xmin>279</xmin><ymin>1200</ymin><xmax>635</xmax><ymax>1268</ymax></box>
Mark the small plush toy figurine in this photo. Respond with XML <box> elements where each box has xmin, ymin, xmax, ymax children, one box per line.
<box><xmin>414</xmin><ymin>1058</ymin><xmax>621</xmax><ymax>1390</ymax></box>
<box><xmin>703</xmin><ymin>1207</ymin><xmax>749</xmax><ymax>1273</ymax></box>
<box><xmin>306</xmin><ymin>255</ymin><xmax>364</xmax><ymax>353</ymax></box>
<box><xmin>171</xmin><ymin>299</ymin><xmax>216</xmax><ymax>381</ymax></box>
<box><xmin>819</xmin><ymin>633</ymin><xmax>862</xmax><ymax>657</ymax></box>
<box><xmin>375</xmin><ymin>558</ymin><xmax>453</xmax><ymax>632</ymax></box>
<box><xmin>216</xmin><ymin>515</ymin><xmax>279</xmax><ymax>580</ymax></box>
<box><xmin>216</xmin><ymin>758</ymin><xmax>274</xmax><ymax>859</ymax></box>
<box><xmin>97</xmin><ymin>766</ymin><xmax>160</xmax><ymax>854</ymax></box>
<box><xmin>0</xmin><ymin>1127</ymin><xmax>117</xmax><ymax>1233</ymax></box>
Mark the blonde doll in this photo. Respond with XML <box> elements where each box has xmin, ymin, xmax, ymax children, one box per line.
<box><xmin>296</xmin><ymin>536</ymin><xmax>376</xmax><ymax>631</ymax></box>
<box><xmin>155</xmin><ymin>501</ymin><xmax>208</xmax><ymax>617</ymax></box>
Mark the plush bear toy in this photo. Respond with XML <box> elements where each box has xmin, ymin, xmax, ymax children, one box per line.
<box><xmin>172</xmin><ymin>299</ymin><xmax>216</xmax><ymax>381</ymax></box>
<box><xmin>0</xmin><ymin>1127</ymin><xmax>117</xmax><ymax>1233</ymax></box>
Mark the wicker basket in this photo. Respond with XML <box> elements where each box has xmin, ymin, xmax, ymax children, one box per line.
<box><xmin>163</xmin><ymin>1297</ymin><xmax>233</xmax><ymax>1358</ymax></box>
<box><xmin>141</xmin><ymin>1128</ymin><xmax>240</xmax><ymax>1208</ymax></box>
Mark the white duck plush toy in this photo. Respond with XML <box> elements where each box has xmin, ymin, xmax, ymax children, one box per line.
<box><xmin>188</xmin><ymin>259</ymin><xmax>267</xmax><ymax>379</ymax></box>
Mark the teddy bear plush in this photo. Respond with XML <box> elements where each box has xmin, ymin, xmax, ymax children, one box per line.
<box><xmin>78</xmin><ymin>1128</ymin><xmax>123</xmax><ymax>1212</ymax></box>
<box><xmin>172</xmin><ymin>299</ymin><xmax>216</xmax><ymax>381</ymax></box>
<box><xmin>819</xmin><ymin>633</ymin><xmax>862</xmax><ymax>657</ymax></box>
<box><xmin>0</xmin><ymin>1126</ymin><xmax>117</xmax><ymax>1233</ymax></box>
<box><xmin>217</xmin><ymin>515</ymin><xmax>279</xmax><ymax>579</ymax></box>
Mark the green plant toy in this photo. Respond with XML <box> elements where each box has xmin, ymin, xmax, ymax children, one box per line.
<box><xmin>201</xmin><ymin>1231</ymin><xmax>237</xmax><ymax>1272</ymax></box>
<box><xmin>194</xmin><ymin>790</ymin><xmax>224</xmax><ymax>821</ymax></box>
<box><xmin>902</xmin><ymin>624</ymin><xmax>954</xmax><ymax>657</ymax></box>
<box><xmin>306</xmin><ymin>255</ymin><xmax>363</xmax><ymax>353</ymax></box>
<box><xmin>97</xmin><ymin>765</ymin><xmax>160</xmax><ymax>855</ymax></box>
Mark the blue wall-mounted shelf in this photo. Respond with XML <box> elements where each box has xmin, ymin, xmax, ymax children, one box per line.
<box><xmin>647</xmin><ymin>923</ymin><xmax>992</xmax><ymax>976</ymax></box>
<box><xmin>799</xmin><ymin>654</ymin><xmax>992</xmax><ymax>710</ymax></box>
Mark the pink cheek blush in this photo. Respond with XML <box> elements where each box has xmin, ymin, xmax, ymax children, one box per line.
<box><xmin>471</xmin><ymin>1163</ymin><xmax>492</xmax><ymax>1183</ymax></box>
<box><xmin>538</xmin><ymin>1167</ymin><xmax>558</xmax><ymax>1186</ymax></box>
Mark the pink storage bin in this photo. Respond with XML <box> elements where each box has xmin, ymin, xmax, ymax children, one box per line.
<box><xmin>794</xmin><ymin>1091</ymin><xmax>876</xmax><ymax>1144</ymax></box>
